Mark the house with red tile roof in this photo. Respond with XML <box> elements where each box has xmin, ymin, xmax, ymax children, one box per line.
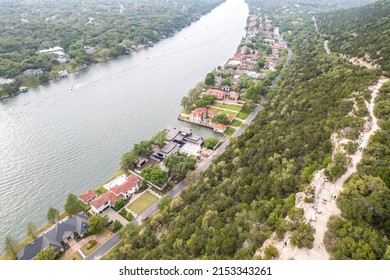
<box><xmin>79</xmin><ymin>189</ymin><xmax>97</xmax><ymax>204</ymax></box>
<box><xmin>190</xmin><ymin>107</ymin><xmax>207</xmax><ymax>123</ymax></box>
<box><xmin>227</xmin><ymin>115</ymin><xmax>235</xmax><ymax>123</ymax></box>
<box><xmin>233</xmin><ymin>53</ymin><xmax>245</xmax><ymax>60</ymax></box>
<box><xmin>207</xmin><ymin>109</ymin><xmax>218</xmax><ymax>118</ymax></box>
<box><xmin>213</xmin><ymin>123</ymin><xmax>227</xmax><ymax>133</ymax></box>
<box><xmin>90</xmin><ymin>192</ymin><xmax>123</xmax><ymax>214</ymax></box>
<box><xmin>110</xmin><ymin>174</ymin><xmax>141</xmax><ymax>199</ymax></box>
<box><xmin>205</xmin><ymin>89</ymin><xmax>225</xmax><ymax>100</ymax></box>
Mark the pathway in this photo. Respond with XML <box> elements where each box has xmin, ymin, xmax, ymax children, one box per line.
<box><xmin>312</xmin><ymin>15</ymin><xmax>330</xmax><ymax>54</ymax></box>
<box><xmin>116</xmin><ymin>1</ymin><xmax>124</xmax><ymax>13</ymax></box>
<box><xmin>261</xmin><ymin>76</ymin><xmax>388</xmax><ymax>260</ymax></box>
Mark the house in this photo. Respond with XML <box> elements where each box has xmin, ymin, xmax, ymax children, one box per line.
<box><xmin>58</xmin><ymin>70</ymin><xmax>68</xmax><ymax>78</ymax></box>
<box><xmin>207</xmin><ymin>109</ymin><xmax>218</xmax><ymax>118</ymax></box>
<box><xmin>110</xmin><ymin>175</ymin><xmax>141</xmax><ymax>199</ymax></box>
<box><xmin>263</xmin><ymin>39</ymin><xmax>275</xmax><ymax>44</ymax></box>
<box><xmin>214</xmin><ymin>76</ymin><xmax>223</xmax><ymax>86</ymax></box>
<box><xmin>190</xmin><ymin>107</ymin><xmax>207</xmax><ymax>123</ymax></box>
<box><xmin>23</xmin><ymin>68</ymin><xmax>43</xmax><ymax>76</ymax></box>
<box><xmin>221</xmin><ymin>85</ymin><xmax>231</xmax><ymax>92</ymax></box>
<box><xmin>152</xmin><ymin>142</ymin><xmax>180</xmax><ymax>161</ymax></box>
<box><xmin>227</xmin><ymin>115</ymin><xmax>235</xmax><ymax>123</ymax></box>
<box><xmin>79</xmin><ymin>189</ymin><xmax>97</xmax><ymax>204</ymax></box>
<box><xmin>38</xmin><ymin>46</ymin><xmax>65</xmax><ymax>56</ymax></box>
<box><xmin>90</xmin><ymin>192</ymin><xmax>122</xmax><ymax>214</ymax></box>
<box><xmin>233</xmin><ymin>53</ymin><xmax>245</xmax><ymax>60</ymax></box>
<box><xmin>229</xmin><ymin>91</ymin><xmax>239</xmax><ymax>102</ymax></box>
<box><xmin>16</xmin><ymin>212</ymin><xmax>89</xmax><ymax>260</ymax></box>
<box><xmin>213</xmin><ymin>123</ymin><xmax>227</xmax><ymax>133</ymax></box>
<box><xmin>245</xmin><ymin>54</ymin><xmax>260</xmax><ymax>60</ymax></box>
<box><xmin>205</xmin><ymin>89</ymin><xmax>225</xmax><ymax>100</ymax></box>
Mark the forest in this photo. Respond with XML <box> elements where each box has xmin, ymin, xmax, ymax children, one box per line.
<box><xmin>0</xmin><ymin>0</ymin><xmax>223</xmax><ymax>97</ymax></box>
<box><xmin>110</xmin><ymin>0</ymin><xmax>389</xmax><ymax>260</ymax></box>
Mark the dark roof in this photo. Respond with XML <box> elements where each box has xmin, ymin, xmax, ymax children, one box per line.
<box><xmin>160</xmin><ymin>142</ymin><xmax>178</xmax><ymax>155</ymax></box>
<box><xmin>16</xmin><ymin>212</ymin><xmax>89</xmax><ymax>260</ymax></box>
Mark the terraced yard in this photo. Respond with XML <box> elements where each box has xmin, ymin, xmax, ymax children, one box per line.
<box><xmin>213</xmin><ymin>103</ymin><xmax>243</xmax><ymax>111</ymax></box>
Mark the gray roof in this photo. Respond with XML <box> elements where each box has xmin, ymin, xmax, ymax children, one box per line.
<box><xmin>160</xmin><ymin>142</ymin><xmax>178</xmax><ymax>155</ymax></box>
<box><xmin>16</xmin><ymin>212</ymin><xmax>89</xmax><ymax>260</ymax></box>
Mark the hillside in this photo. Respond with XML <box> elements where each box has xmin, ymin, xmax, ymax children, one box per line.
<box><xmin>110</xmin><ymin>1</ymin><xmax>390</xmax><ymax>260</ymax></box>
<box><xmin>317</xmin><ymin>0</ymin><xmax>390</xmax><ymax>74</ymax></box>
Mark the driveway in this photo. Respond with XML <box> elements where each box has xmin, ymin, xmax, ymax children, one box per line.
<box><xmin>102</xmin><ymin>207</ymin><xmax>129</xmax><ymax>226</ymax></box>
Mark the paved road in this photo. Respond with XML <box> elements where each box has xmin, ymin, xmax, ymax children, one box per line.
<box><xmin>85</xmin><ymin>233</ymin><xmax>120</xmax><ymax>260</ymax></box>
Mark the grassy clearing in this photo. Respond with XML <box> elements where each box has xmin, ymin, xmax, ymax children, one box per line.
<box><xmin>231</xmin><ymin>119</ymin><xmax>242</xmax><ymax>127</ymax></box>
<box><xmin>211</xmin><ymin>107</ymin><xmax>237</xmax><ymax>116</ymax></box>
<box><xmin>212</xmin><ymin>103</ymin><xmax>242</xmax><ymax>111</ymax></box>
<box><xmin>224</xmin><ymin>127</ymin><xmax>236</xmax><ymax>137</ymax></box>
<box><xmin>237</xmin><ymin>109</ymin><xmax>252</xmax><ymax>120</ymax></box>
<box><xmin>127</xmin><ymin>191</ymin><xmax>159</xmax><ymax>215</ymax></box>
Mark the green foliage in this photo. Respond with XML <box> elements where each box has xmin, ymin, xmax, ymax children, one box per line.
<box><xmin>86</xmin><ymin>240</ymin><xmax>97</xmax><ymax>250</ymax></box>
<box><xmin>141</xmin><ymin>165</ymin><xmax>168</xmax><ymax>187</ymax></box>
<box><xmin>343</xmin><ymin>141</ymin><xmax>358</xmax><ymax>154</ymax></box>
<box><xmin>264</xmin><ymin>245</ymin><xmax>279</xmax><ymax>259</ymax></box>
<box><xmin>26</xmin><ymin>221</ymin><xmax>37</xmax><ymax>241</ymax></box>
<box><xmin>205</xmin><ymin>72</ymin><xmax>215</xmax><ymax>86</ymax></box>
<box><xmin>337</xmin><ymin>175</ymin><xmax>390</xmax><ymax>234</ymax></box>
<box><xmin>290</xmin><ymin>222</ymin><xmax>315</xmax><ymax>249</ymax></box>
<box><xmin>3</xmin><ymin>235</ymin><xmax>17</xmax><ymax>259</ymax></box>
<box><xmin>158</xmin><ymin>196</ymin><xmax>172</xmax><ymax>211</ymax></box>
<box><xmin>212</xmin><ymin>114</ymin><xmax>230</xmax><ymax>125</ymax></box>
<box><xmin>87</xmin><ymin>215</ymin><xmax>109</xmax><ymax>234</ymax></box>
<box><xmin>112</xmin><ymin>220</ymin><xmax>122</xmax><ymax>232</ymax></box>
<box><xmin>35</xmin><ymin>246</ymin><xmax>57</xmax><ymax>260</ymax></box>
<box><xmin>126</xmin><ymin>211</ymin><xmax>134</xmax><ymax>221</ymax></box>
<box><xmin>325</xmin><ymin>152</ymin><xmax>351</xmax><ymax>180</ymax></box>
<box><xmin>113</xmin><ymin>198</ymin><xmax>126</xmax><ymax>212</ymax></box>
<box><xmin>325</xmin><ymin>218</ymin><xmax>387</xmax><ymax>260</ymax></box>
<box><xmin>204</xmin><ymin>137</ymin><xmax>219</xmax><ymax>149</ymax></box>
<box><xmin>64</xmin><ymin>193</ymin><xmax>83</xmax><ymax>216</ymax></box>
<box><xmin>120</xmin><ymin>150</ymin><xmax>139</xmax><ymax>170</ymax></box>
<box><xmin>164</xmin><ymin>153</ymin><xmax>196</xmax><ymax>180</ymax></box>
<box><xmin>47</xmin><ymin>207</ymin><xmax>60</xmax><ymax>223</ymax></box>
<box><xmin>133</xmin><ymin>141</ymin><xmax>152</xmax><ymax>157</ymax></box>
<box><xmin>151</xmin><ymin>130</ymin><xmax>167</xmax><ymax>148</ymax></box>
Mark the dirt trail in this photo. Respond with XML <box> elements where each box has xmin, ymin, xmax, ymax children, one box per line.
<box><xmin>259</xmin><ymin>76</ymin><xmax>388</xmax><ymax>260</ymax></box>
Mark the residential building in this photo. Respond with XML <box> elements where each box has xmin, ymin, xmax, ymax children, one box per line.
<box><xmin>221</xmin><ymin>85</ymin><xmax>231</xmax><ymax>92</ymax></box>
<box><xmin>90</xmin><ymin>192</ymin><xmax>122</xmax><ymax>214</ymax></box>
<box><xmin>23</xmin><ymin>68</ymin><xmax>43</xmax><ymax>76</ymax></box>
<box><xmin>229</xmin><ymin>92</ymin><xmax>239</xmax><ymax>102</ymax></box>
<box><xmin>38</xmin><ymin>46</ymin><xmax>65</xmax><ymax>56</ymax></box>
<box><xmin>213</xmin><ymin>123</ymin><xmax>227</xmax><ymax>133</ymax></box>
<box><xmin>79</xmin><ymin>189</ymin><xmax>97</xmax><ymax>204</ymax></box>
<box><xmin>207</xmin><ymin>109</ymin><xmax>218</xmax><ymax>118</ymax></box>
<box><xmin>205</xmin><ymin>89</ymin><xmax>225</xmax><ymax>100</ymax></box>
<box><xmin>16</xmin><ymin>213</ymin><xmax>89</xmax><ymax>260</ymax></box>
<box><xmin>152</xmin><ymin>142</ymin><xmax>180</xmax><ymax>161</ymax></box>
<box><xmin>190</xmin><ymin>107</ymin><xmax>207</xmax><ymax>123</ymax></box>
<box><xmin>110</xmin><ymin>175</ymin><xmax>141</xmax><ymax>199</ymax></box>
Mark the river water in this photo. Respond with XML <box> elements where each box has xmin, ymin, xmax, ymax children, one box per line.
<box><xmin>0</xmin><ymin>0</ymin><xmax>248</xmax><ymax>248</ymax></box>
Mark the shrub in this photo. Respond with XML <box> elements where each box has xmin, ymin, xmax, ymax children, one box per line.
<box><xmin>86</xmin><ymin>240</ymin><xmax>97</xmax><ymax>250</ymax></box>
<box><xmin>112</xmin><ymin>220</ymin><xmax>122</xmax><ymax>232</ymax></box>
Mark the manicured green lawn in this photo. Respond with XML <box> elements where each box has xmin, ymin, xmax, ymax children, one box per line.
<box><xmin>211</xmin><ymin>107</ymin><xmax>237</xmax><ymax>116</ymax></box>
<box><xmin>236</xmin><ymin>109</ymin><xmax>252</xmax><ymax>120</ymax></box>
<box><xmin>231</xmin><ymin>119</ymin><xmax>242</xmax><ymax>127</ymax></box>
<box><xmin>213</xmin><ymin>103</ymin><xmax>242</xmax><ymax>111</ymax></box>
<box><xmin>224</xmin><ymin>127</ymin><xmax>236</xmax><ymax>137</ymax></box>
<box><xmin>127</xmin><ymin>191</ymin><xmax>159</xmax><ymax>215</ymax></box>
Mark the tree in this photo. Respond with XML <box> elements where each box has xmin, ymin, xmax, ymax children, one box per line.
<box><xmin>257</xmin><ymin>57</ymin><xmax>266</xmax><ymax>69</ymax></box>
<box><xmin>164</xmin><ymin>153</ymin><xmax>197</xmax><ymax>180</ymax></box>
<box><xmin>151</xmin><ymin>130</ymin><xmax>167</xmax><ymax>148</ymax></box>
<box><xmin>4</xmin><ymin>235</ymin><xmax>17</xmax><ymax>259</ymax></box>
<box><xmin>64</xmin><ymin>193</ymin><xmax>83</xmax><ymax>215</ymax></box>
<box><xmin>195</xmin><ymin>99</ymin><xmax>210</xmax><ymax>108</ymax></box>
<box><xmin>212</xmin><ymin>114</ymin><xmax>229</xmax><ymax>125</ymax></box>
<box><xmin>141</xmin><ymin>165</ymin><xmax>168</xmax><ymax>187</ymax></box>
<box><xmin>26</xmin><ymin>221</ymin><xmax>37</xmax><ymax>240</ymax></box>
<box><xmin>35</xmin><ymin>246</ymin><xmax>57</xmax><ymax>260</ymax></box>
<box><xmin>88</xmin><ymin>214</ymin><xmax>109</xmax><ymax>234</ymax></box>
<box><xmin>204</xmin><ymin>137</ymin><xmax>219</xmax><ymax>149</ymax></box>
<box><xmin>112</xmin><ymin>220</ymin><xmax>122</xmax><ymax>232</ymax></box>
<box><xmin>120</xmin><ymin>150</ymin><xmax>139</xmax><ymax>170</ymax></box>
<box><xmin>158</xmin><ymin>196</ymin><xmax>172</xmax><ymax>211</ymax></box>
<box><xmin>337</xmin><ymin>175</ymin><xmax>390</xmax><ymax>232</ymax></box>
<box><xmin>325</xmin><ymin>152</ymin><xmax>351</xmax><ymax>180</ymax></box>
<box><xmin>113</xmin><ymin>198</ymin><xmax>126</xmax><ymax>211</ymax></box>
<box><xmin>47</xmin><ymin>207</ymin><xmax>59</xmax><ymax>223</ymax></box>
<box><xmin>205</xmin><ymin>72</ymin><xmax>215</xmax><ymax>86</ymax></box>
<box><xmin>290</xmin><ymin>222</ymin><xmax>315</xmax><ymax>249</ymax></box>
<box><xmin>133</xmin><ymin>140</ymin><xmax>152</xmax><ymax>157</ymax></box>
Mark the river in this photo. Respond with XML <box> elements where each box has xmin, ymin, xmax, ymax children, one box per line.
<box><xmin>0</xmin><ymin>0</ymin><xmax>248</xmax><ymax>248</ymax></box>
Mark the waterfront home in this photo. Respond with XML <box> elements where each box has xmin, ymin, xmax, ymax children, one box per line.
<box><xmin>16</xmin><ymin>212</ymin><xmax>89</xmax><ymax>260</ymax></box>
<box><xmin>233</xmin><ymin>53</ymin><xmax>245</xmax><ymax>60</ymax></box>
<box><xmin>37</xmin><ymin>46</ymin><xmax>65</xmax><ymax>56</ymax></box>
<box><xmin>23</xmin><ymin>68</ymin><xmax>43</xmax><ymax>76</ymax></box>
<box><xmin>190</xmin><ymin>107</ymin><xmax>207</xmax><ymax>123</ymax></box>
<box><xmin>214</xmin><ymin>76</ymin><xmax>223</xmax><ymax>86</ymax></box>
<box><xmin>79</xmin><ymin>189</ymin><xmax>97</xmax><ymax>204</ymax></box>
<box><xmin>152</xmin><ymin>142</ymin><xmax>180</xmax><ymax>161</ymax></box>
<box><xmin>213</xmin><ymin>123</ymin><xmax>227</xmax><ymax>133</ymax></box>
<box><xmin>205</xmin><ymin>89</ymin><xmax>225</xmax><ymax>100</ymax></box>
<box><xmin>90</xmin><ymin>191</ymin><xmax>122</xmax><ymax>214</ymax></box>
<box><xmin>221</xmin><ymin>85</ymin><xmax>231</xmax><ymax>92</ymax></box>
<box><xmin>110</xmin><ymin>175</ymin><xmax>141</xmax><ymax>199</ymax></box>
<box><xmin>207</xmin><ymin>109</ymin><xmax>218</xmax><ymax>118</ymax></box>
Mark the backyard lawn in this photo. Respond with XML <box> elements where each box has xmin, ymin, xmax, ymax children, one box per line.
<box><xmin>213</xmin><ymin>103</ymin><xmax>242</xmax><ymax>111</ymax></box>
<box><xmin>211</xmin><ymin>107</ymin><xmax>237</xmax><ymax>116</ymax></box>
<box><xmin>236</xmin><ymin>109</ymin><xmax>252</xmax><ymax>120</ymax></box>
<box><xmin>224</xmin><ymin>127</ymin><xmax>236</xmax><ymax>137</ymax></box>
<box><xmin>127</xmin><ymin>191</ymin><xmax>159</xmax><ymax>215</ymax></box>
<box><xmin>231</xmin><ymin>119</ymin><xmax>242</xmax><ymax>127</ymax></box>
